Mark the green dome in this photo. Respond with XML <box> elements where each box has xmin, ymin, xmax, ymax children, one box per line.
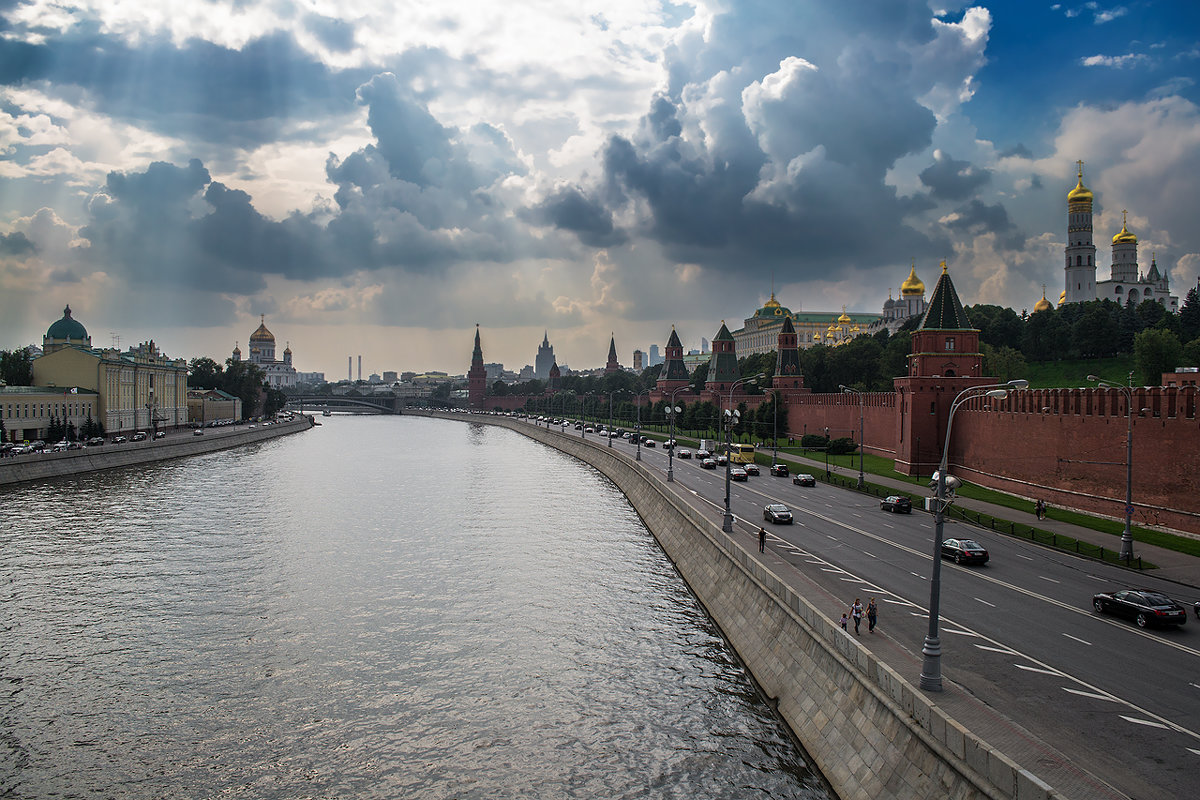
<box><xmin>46</xmin><ymin>305</ymin><xmax>89</xmax><ymax>341</ymax></box>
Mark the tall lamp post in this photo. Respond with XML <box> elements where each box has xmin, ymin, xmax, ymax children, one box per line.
<box><xmin>1087</xmin><ymin>373</ymin><xmax>1136</xmax><ymax>562</ymax></box>
<box><xmin>634</xmin><ymin>389</ymin><xmax>650</xmax><ymax>462</ymax></box>
<box><xmin>666</xmin><ymin>385</ymin><xmax>689</xmax><ymax>481</ymax></box>
<box><xmin>772</xmin><ymin>390</ymin><xmax>780</xmax><ymax>468</ymax></box>
<box><xmin>920</xmin><ymin>379</ymin><xmax>1027</xmax><ymax>692</ymax></box>
<box><xmin>839</xmin><ymin>385</ymin><xmax>865</xmax><ymax>489</ymax></box>
<box><xmin>607</xmin><ymin>389</ymin><xmax>627</xmax><ymax>447</ymax></box>
<box><xmin>824</xmin><ymin>426</ymin><xmax>830</xmax><ymax>478</ymax></box>
<box><xmin>723</xmin><ymin>374</ymin><xmax>763</xmax><ymax>532</ymax></box>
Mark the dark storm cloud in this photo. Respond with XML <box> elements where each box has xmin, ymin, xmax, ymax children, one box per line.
<box><xmin>944</xmin><ymin>199</ymin><xmax>1025</xmax><ymax>250</ymax></box>
<box><xmin>305</xmin><ymin>14</ymin><xmax>357</xmax><ymax>52</ymax></box>
<box><xmin>0</xmin><ymin>230</ymin><xmax>34</xmax><ymax>256</ymax></box>
<box><xmin>919</xmin><ymin>151</ymin><xmax>991</xmax><ymax>201</ymax></box>
<box><xmin>526</xmin><ymin>186</ymin><xmax>627</xmax><ymax>248</ymax></box>
<box><xmin>0</xmin><ymin>28</ymin><xmax>367</xmax><ymax>147</ymax></box>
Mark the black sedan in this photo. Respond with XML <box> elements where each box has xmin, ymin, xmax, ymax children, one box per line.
<box><xmin>677</xmin><ymin>449</ymin><xmax>693</xmax><ymax>459</ymax></box>
<box><xmin>730</xmin><ymin>467</ymin><xmax>748</xmax><ymax>481</ymax></box>
<box><xmin>941</xmin><ymin>538</ymin><xmax>989</xmax><ymax>565</ymax></box>
<box><xmin>1092</xmin><ymin>589</ymin><xmax>1188</xmax><ymax>628</ymax></box>
<box><xmin>700</xmin><ymin>458</ymin><xmax>717</xmax><ymax>469</ymax></box>
<box><xmin>643</xmin><ymin>439</ymin><xmax>656</xmax><ymax>448</ymax></box>
<box><xmin>743</xmin><ymin>463</ymin><xmax>760</xmax><ymax>476</ymax></box>
<box><xmin>763</xmin><ymin>504</ymin><xmax>793</xmax><ymax>524</ymax></box>
<box><xmin>792</xmin><ymin>473</ymin><xmax>816</xmax><ymax>487</ymax></box>
<box><xmin>769</xmin><ymin>463</ymin><xmax>789</xmax><ymax>477</ymax></box>
<box><xmin>880</xmin><ymin>495</ymin><xmax>912</xmax><ymax>513</ymax></box>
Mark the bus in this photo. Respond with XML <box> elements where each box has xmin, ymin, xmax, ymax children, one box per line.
<box><xmin>729</xmin><ymin>443</ymin><xmax>756</xmax><ymax>464</ymax></box>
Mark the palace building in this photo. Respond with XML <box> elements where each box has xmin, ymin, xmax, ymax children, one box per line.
<box><xmin>232</xmin><ymin>315</ymin><xmax>297</xmax><ymax>388</ymax></box>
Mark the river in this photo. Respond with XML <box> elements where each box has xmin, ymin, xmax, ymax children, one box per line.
<box><xmin>1</xmin><ymin>414</ymin><xmax>833</xmax><ymax>799</ymax></box>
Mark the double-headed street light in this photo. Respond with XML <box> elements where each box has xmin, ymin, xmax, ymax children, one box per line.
<box><xmin>666</xmin><ymin>385</ymin><xmax>690</xmax><ymax>482</ymax></box>
<box><xmin>1087</xmin><ymin>373</ymin><xmax>1137</xmax><ymax>562</ymax></box>
<box><xmin>839</xmin><ymin>385</ymin><xmax>866</xmax><ymax>489</ymax></box>
<box><xmin>608</xmin><ymin>389</ymin><xmax>628</xmax><ymax>447</ymax></box>
<box><xmin>723</xmin><ymin>374</ymin><xmax>763</xmax><ymax>533</ymax></box>
<box><xmin>634</xmin><ymin>389</ymin><xmax>650</xmax><ymax>462</ymax></box>
<box><xmin>920</xmin><ymin>379</ymin><xmax>1027</xmax><ymax>692</ymax></box>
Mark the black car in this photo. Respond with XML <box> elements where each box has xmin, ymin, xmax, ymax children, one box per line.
<box><xmin>643</xmin><ymin>439</ymin><xmax>656</xmax><ymax>448</ymax></box>
<box><xmin>769</xmin><ymin>463</ymin><xmax>789</xmax><ymax>477</ymax></box>
<box><xmin>880</xmin><ymin>495</ymin><xmax>912</xmax><ymax>513</ymax></box>
<box><xmin>763</xmin><ymin>504</ymin><xmax>793</xmax><ymax>524</ymax></box>
<box><xmin>700</xmin><ymin>458</ymin><xmax>717</xmax><ymax>469</ymax></box>
<box><xmin>677</xmin><ymin>449</ymin><xmax>693</xmax><ymax>459</ymax></box>
<box><xmin>743</xmin><ymin>463</ymin><xmax>760</xmax><ymax>476</ymax></box>
<box><xmin>1092</xmin><ymin>589</ymin><xmax>1188</xmax><ymax>628</ymax></box>
<box><xmin>941</xmin><ymin>538</ymin><xmax>989</xmax><ymax>565</ymax></box>
<box><xmin>730</xmin><ymin>467</ymin><xmax>748</xmax><ymax>481</ymax></box>
<box><xmin>792</xmin><ymin>473</ymin><xmax>816</xmax><ymax>487</ymax></box>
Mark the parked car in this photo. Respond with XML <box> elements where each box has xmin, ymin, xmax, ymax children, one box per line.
<box><xmin>50</xmin><ymin>441</ymin><xmax>70</xmax><ymax>452</ymax></box>
<box><xmin>86</xmin><ymin>437</ymin><xmax>105</xmax><ymax>446</ymax></box>
<box><xmin>770</xmin><ymin>463</ymin><xmax>789</xmax><ymax>477</ymax></box>
<box><xmin>880</xmin><ymin>495</ymin><xmax>912</xmax><ymax>513</ymax></box>
<box><xmin>730</xmin><ymin>467</ymin><xmax>748</xmax><ymax>481</ymax></box>
<box><xmin>193</xmin><ymin>428</ymin><xmax>204</xmax><ymax>436</ymax></box>
<box><xmin>154</xmin><ymin>431</ymin><xmax>166</xmax><ymax>439</ymax></box>
<box><xmin>1092</xmin><ymin>589</ymin><xmax>1188</xmax><ymax>628</ymax></box>
<box><xmin>132</xmin><ymin>431</ymin><xmax>147</xmax><ymax>442</ymax></box>
<box><xmin>111</xmin><ymin>435</ymin><xmax>127</xmax><ymax>444</ymax></box>
<box><xmin>743</xmin><ymin>463</ymin><xmax>759</xmax><ymax>476</ymax></box>
<box><xmin>701</xmin><ymin>458</ymin><xmax>717</xmax><ymax>469</ymax></box>
<box><xmin>763</xmin><ymin>504</ymin><xmax>794</xmax><ymax>524</ymax></box>
<box><xmin>677</xmin><ymin>449</ymin><xmax>693</xmax><ymax>459</ymax></box>
<box><xmin>793</xmin><ymin>473</ymin><xmax>816</xmax><ymax>487</ymax></box>
<box><xmin>941</xmin><ymin>538</ymin><xmax>989</xmax><ymax>565</ymax></box>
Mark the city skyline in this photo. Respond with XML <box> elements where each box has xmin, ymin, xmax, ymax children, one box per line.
<box><xmin>2</xmin><ymin>1</ymin><xmax>1199</xmax><ymax>376</ymax></box>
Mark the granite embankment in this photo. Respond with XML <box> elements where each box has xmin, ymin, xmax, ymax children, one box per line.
<box><xmin>433</xmin><ymin>411</ymin><xmax>1063</xmax><ymax>800</ymax></box>
<box><xmin>0</xmin><ymin>417</ymin><xmax>314</xmax><ymax>487</ymax></box>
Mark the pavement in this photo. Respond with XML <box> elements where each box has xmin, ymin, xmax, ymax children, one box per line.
<box><xmin>772</xmin><ymin>448</ymin><xmax>1200</xmax><ymax>590</ymax></box>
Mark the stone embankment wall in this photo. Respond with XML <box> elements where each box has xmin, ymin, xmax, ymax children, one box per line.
<box><xmin>0</xmin><ymin>417</ymin><xmax>314</xmax><ymax>487</ymax></box>
<box><xmin>431</xmin><ymin>412</ymin><xmax>1060</xmax><ymax>800</ymax></box>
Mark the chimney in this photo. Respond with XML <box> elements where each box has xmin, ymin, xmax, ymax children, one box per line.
<box><xmin>358</xmin><ymin>355</ymin><xmax>362</xmax><ymax>382</ymax></box>
<box><xmin>348</xmin><ymin>356</ymin><xmax>352</xmax><ymax>382</ymax></box>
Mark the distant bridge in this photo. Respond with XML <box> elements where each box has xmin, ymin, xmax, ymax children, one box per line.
<box><xmin>285</xmin><ymin>394</ymin><xmax>405</xmax><ymax>414</ymax></box>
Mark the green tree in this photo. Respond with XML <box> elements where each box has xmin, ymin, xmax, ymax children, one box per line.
<box><xmin>0</xmin><ymin>348</ymin><xmax>33</xmax><ymax>386</ymax></box>
<box><xmin>1179</xmin><ymin>286</ymin><xmax>1200</xmax><ymax>342</ymax></box>
<box><xmin>1183</xmin><ymin>337</ymin><xmax>1200</xmax><ymax>367</ymax></box>
<box><xmin>981</xmin><ymin>343</ymin><xmax>1028</xmax><ymax>384</ymax></box>
<box><xmin>221</xmin><ymin>358</ymin><xmax>268</xmax><ymax>418</ymax></box>
<box><xmin>187</xmin><ymin>356</ymin><xmax>223</xmax><ymax>388</ymax></box>
<box><xmin>264</xmin><ymin>387</ymin><xmax>288</xmax><ymax>417</ymax></box>
<box><xmin>1133</xmin><ymin>328</ymin><xmax>1182</xmax><ymax>386</ymax></box>
<box><xmin>966</xmin><ymin>304</ymin><xmax>1025</xmax><ymax>350</ymax></box>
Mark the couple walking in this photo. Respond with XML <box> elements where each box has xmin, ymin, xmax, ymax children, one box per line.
<box><xmin>848</xmin><ymin>598</ymin><xmax>878</xmax><ymax>635</ymax></box>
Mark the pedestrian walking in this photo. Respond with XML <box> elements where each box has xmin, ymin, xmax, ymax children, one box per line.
<box><xmin>840</xmin><ymin>613</ymin><xmax>849</xmax><ymax>631</ymax></box>
<box><xmin>867</xmin><ymin>598</ymin><xmax>878</xmax><ymax>633</ymax></box>
<box><xmin>850</xmin><ymin>598</ymin><xmax>863</xmax><ymax>635</ymax></box>
<box><xmin>1035</xmin><ymin>499</ymin><xmax>1046</xmax><ymax>520</ymax></box>
<box><xmin>758</xmin><ymin>527</ymin><xmax>766</xmax><ymax>553</ymax></box>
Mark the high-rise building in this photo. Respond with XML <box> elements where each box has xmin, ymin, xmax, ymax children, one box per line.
<box><xmin>633</xmin><ymin>349</ymin><xmax>644</xmax><ymax>371</ymax></box>
<box><xmin>535</xmin><ymin>332</ymin><xmax>555</xmax><ymax>381</ymax></box>
<box><xmin>648</xmin><ymin>344</ymin><xmax>661</xmax><ymax>366</ymax></box>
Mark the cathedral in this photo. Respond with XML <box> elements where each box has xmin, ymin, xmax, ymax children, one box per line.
<box><xmin>1060</xmin><ymin>161</ymin><xmax>1178</xmax><ymax>312</ymax></box>
<box><xmin>232</xmin><ymin>316</ymin><xmax>297</xmax><ymax>388</ymax></box>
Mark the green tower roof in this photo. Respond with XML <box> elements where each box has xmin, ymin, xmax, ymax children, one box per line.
<box><xmin>918</xmin><ymin>264</ymin><xmax>973</xmax><ymax>331</ymax></box>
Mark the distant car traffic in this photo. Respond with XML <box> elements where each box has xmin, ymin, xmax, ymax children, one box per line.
<box><xmin>193</xmin><ymin>429</ymin><xmax>204</xmax><ymax>436</ymax></box>
<box><xmin>1092</xmin><ymin>589</ymin><xmax>1188</xmax><ymax>628</ymax></box>
<box><xmin>132</xmin><ymin>432</ymin><xmax>147</xmax><ymax>441</ymax></box>
<box><xmin>880</xmin><ymin>495</ymin><xmax>912</xmax><ymax>513</ymax></box>
<box><xmin>642</xmin><ymin>439</ymin><xmax>656</xmax><ymax>448</ymax></box>
<box><xmin>763</xmin><ymin>504</ymin><xmax>793</xmax><ymax>524</ymax></box>
<box><xmin>701</xmin><ymin>458</ymin><xmax>717</xmax><ymax>469</ymax></box>
<box><xmin>154</xmin><ymin>431</ymin><xmax>166</xmax><ymax>439</ymax></box>
<box><xmin>793</xmin><ymin>473</ymin><xmax>816</xmax><ymax>487</ymax></box>
<box><xmin>677</xmin><ymin>449</ymin><xmax>693</xmax><ymax>459</ymax></box>
<box><xmin>743</xmin><ymin>463</ymin><xmax>759</xmax><ymax>476</ymax></box>
<box><xmin>730</xmin><ymin>467</ymin><xmax>748</xmax><ymax>481</ymax></box>
<box><xmin>769</xmin><ymin>463</ymin><xmax>789</xmax><ymax>477</ymax></box>
<box><xmin>111</xmin><ymin>435</ymin><xmax>127</xmax><ymax>443</ymax></box>
<box><xmin>941</xmin><ymin>538</ymin><xmax>989</xmax><ymax>565</ymax></box>
<box><xmin>716</xmin><ymin>454</ymin><xmax>728</xmax><ymax>465</ymax></box>
<box><xmin>695</xmin><ymin>449</ymin><xmax>711</xmax><ymax>459</ymax></box>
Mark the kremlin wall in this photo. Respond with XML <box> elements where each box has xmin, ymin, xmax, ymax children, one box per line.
<box><xmin>468</xmin><ymin>263</ymin><xmax>1200</xmax><ymax>537</ymax></box>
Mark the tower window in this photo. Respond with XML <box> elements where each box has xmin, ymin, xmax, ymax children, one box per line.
<box><xmin>945</xmin><ymin>337</ymin><xmax>956</xmax><ymax>351</ymax></box>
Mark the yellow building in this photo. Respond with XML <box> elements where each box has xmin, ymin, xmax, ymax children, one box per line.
<box><xmin>0</xmin><ymin>385</ymin><xmax>101</xmax><ymax>444</ymax></box>
<box><xmin>28</xmin><ymin>305</ymin><xmax>189</xmax><ymax>435</ymax></box>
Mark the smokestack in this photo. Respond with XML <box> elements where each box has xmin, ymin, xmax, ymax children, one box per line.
<box><xmin>358</xmin><ymin>355</ymin><xmax>362</xmax><ymax>382</ymax></box>
<box><xmin>348</xmin><ymin>356</ymin><xmax>352</xmax><ymax>382</ymax></box>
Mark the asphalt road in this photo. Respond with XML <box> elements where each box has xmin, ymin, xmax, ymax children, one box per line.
<box><xmin>569</xmin><ymin>427</ymin><xmax>1200</xmax><ymax>800</ymax></box>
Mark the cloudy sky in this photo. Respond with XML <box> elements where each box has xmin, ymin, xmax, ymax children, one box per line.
<box><xmin>2</xmin><ymin>1</ymin><xmax>1199</xmax><ymax>378</ymax></box>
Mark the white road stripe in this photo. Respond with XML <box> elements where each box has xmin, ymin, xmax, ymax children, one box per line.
<box><xmin>975</xmin><ymin>645</ymin><xmax>1017</xmax><ymax>655</ymax></box>
<box><xmin>1120</xmin><ymin>715</ymin><xmax>1171</xmax><ymax>730</ymax></box>
<box><xmin>974</xmin><ymin>597</ymin><xmax>996</xmax><ymax>608</ymax></box>
<box><xmin>1063</xmin><ymin>687</ymin><xmax>1116</xmax><ymax>701</ymax></box>
<box><xmin>1063</xmin><ymin>633</ymin><xmax>1092</xmax><ymax>646</ymax></box>
<box><xmin>864</xmin><ymin>551</ymin><xmax>877</xmax><ymax>559</ymax></box>
<box><xmin>1188</xmin><ymin>747</ymin><xmax>1200</xmax><ymax>756</ymax></box>
<box><xmin>1039</xmin><ymin>575</ymin><xmax>1061</xmax><ymax>584</ymax></box>
<box><xmin>943</xmin><ymin>628</ymin><xmax>979</xmax><ymax>637</ymax></box>
<box><xmin>1016</xmin><ymin>553</ymin><xmax>1034</xmax><ymax>561</ymax></box>
<box><xmin>1015</xmin><ymin>664</ymin><xmax>1062</xmax><ymax>676</ymax></box>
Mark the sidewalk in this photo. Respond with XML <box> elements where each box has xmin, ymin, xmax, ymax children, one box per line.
<box><xmin>775</xmin><ymin>449</ymin><xmax>1200</xmax><ymax>590</ymax></box>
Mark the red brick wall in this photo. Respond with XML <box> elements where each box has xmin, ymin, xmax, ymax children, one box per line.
<box><xmin>782</xmin><ymin>392</ymin><xmax>898</xmax><ymax>456</ymax></box>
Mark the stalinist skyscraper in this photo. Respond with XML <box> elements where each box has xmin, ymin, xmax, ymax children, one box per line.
<box><xmin>535</xmin><ymin>332</ymin><xmax>555</xmax><ymax>381</ymax></box>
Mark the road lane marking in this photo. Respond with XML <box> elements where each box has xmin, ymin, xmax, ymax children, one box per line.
<box><xmin>1016</xmin><ymin>553</ymin><xmax>1034</xmax><ymax>561</ymax></box>
<box><xmin>1063</xmin><ymin>633</ymin><xmax>1092</xmax><ymax>646</ymax></box>
<box><xmin>974</xmin><ymin>597</ymin><xmax>996</xmax><ymax>608</ymax></box>
<box><xmin>1039</xmin><ymin>576</ymin><xmax>1061</xmax><ymax>584</ymax></box>
<box><xmin>975</xmin><ymin>645</ymin><xmax>1017</xmax><ymax>655</ymax></box>
<box><xmin>1120</xmin><ymin>715</ymin><xmax>1171</xmax><ymax>730</ymax></box>
<box><xmin>1188</xmin><ymin>747</ymin><xmax>1200</xmax><ymax>757</ymax></box>
<box><xmin>1015</xmin><ymin>664</ymin><xmax>1062</xmax><ymax>676</ymax></box>
<box><xmin>863</xmin><ymin>551</ymin><xmax>877</xmax><ymax>558</ymax></box>
<box><xmin>1063</xmin><ymin>688</ymin><xmax>1116</xmax><ymax>701</ymax></box>
<box><xmin>943</xmin><ymin>628</ymin><xmax>979</xmax><ymax>637</ymax></box>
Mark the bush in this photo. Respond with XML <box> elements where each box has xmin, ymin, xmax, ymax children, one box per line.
<box><xmin>800</xmin><ymin>433</ymin><xmax>829</xmax><ymax>449</ymax></box>
<box><xmin>828</xmin><ymin>436</ymin><xmax>858</xmax><ymax>456</ymax></box>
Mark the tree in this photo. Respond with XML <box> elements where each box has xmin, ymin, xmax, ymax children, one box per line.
<box><xmin>966</xmin><ymin>304</ymin><xmax>1024</xmax><ymax>350</ymax></box>
<box><xmin>221</xmin><ymin>358</ymin><xmax>268</xmax><ymax>418</ymax></box>
<box><xmin>1179</xmin><ymin>286</ymin><xmax>1200</xmax><ymax>343</ymax></box>
<box><xmin>188</xmin><ymin>357</ymin><xmax>223</xmax><ymax>388</ymax></box>
<box><xmin>0</xmin><ymin>348</ymin><xmax>33</xmax><ymax>386</ymax></box>
<box><xmin>981</xmin><ymin>343</ymin><xmax>1028</xmax><ymax>384</ymax></box>
<box><xmin>1183</xmin><ymin>337</ymin><xmax>1200</xmax><ymax>368</ymax></box>
<box><xmin>1133</xmin><ymin>328</ymin><xmax>1182</xmax><ymax>386</ymax></box>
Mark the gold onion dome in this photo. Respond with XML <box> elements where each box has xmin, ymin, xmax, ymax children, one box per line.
<box><xmin>763</xmin><ymin>292</ymin><xmax>781</xmax><ymax>308</ymax></box>
<box><xmin>1033</xmin><ymin>288</ymin><xmax>1052</xmax><ymax>314</ymax></box>
<box><xmin>837</xmin><ymin>307</ymin><xmax>852</xmax><ymax>324</ymax></box>
<box><xmin>1112</xmin><ymin>212</ymin><xmax>1137</xmax><ymax>244</ymax></box>
<box><xmin>900</xmin><ymin>264</ymin><xmax>925</xmax><ymax>296</ymax></box>
<box><xmin>1058</xmin><ymin>290</ymin><xmax>1066</xmax><ymax>306</ymax></box>
<box><xmin>249</xmin><ymin>315</ymin><xmax>275</xmax><ymax>343</ymax></box>
<box><xmin>1067</xmin><ymin>177</ymin><xmax>1093</xmax><ymax>203</ymax></box>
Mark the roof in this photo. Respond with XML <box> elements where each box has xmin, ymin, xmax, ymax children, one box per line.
<box><xmin>46</xmin><ymin>305</ymin><xmax>88</xmax><ymax>341</ymax></box>
<box><xmin>918</xmin><ymin>265</ymin><xmax>974</xmax><ymax>331</ymax></box>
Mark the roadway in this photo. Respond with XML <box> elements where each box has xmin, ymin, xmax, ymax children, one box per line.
<box><xmin>529</xmin><ymin>421</ymin><xmax>1200</xmax><ymax>800</ymax></box>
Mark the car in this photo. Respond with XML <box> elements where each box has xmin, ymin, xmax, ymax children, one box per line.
<box><xmin>131</xmin><ymin>431</ymin><xmax>147</xmax><ymax>442</ymax></box>
<box><xmin>111</xmin><ymin>435</ymin><xmax>127</xmax><ymax>444</ymax></box>
<box><xmin>793</xmin><ymin>473</ymin><xmax>816</xmax><ymax>487</ymax></box>
<box><xmin>642</xmin><ymin>439</ymin><xmax>656</xmax><ymax>448</ymax></box>
<box><xmin>50</xmin><ymin>441</ymin><xmax>70</xmax><ymax>452</ymax></box>
<box><xmin>880</xmin><ymin>495</ymin><xmax>913</xmax><ymax>513</ymax></box>
<box><xmin>1092</xmin><ymin>589</ymin><xmax>1188</xmax><ymax>628</ymax></box>
<box><xmin>730</xmin><ymin>467</ymin><xmax>748</xmax><ymax>481</ymax></box>
<box><xmin>193</xmin><ymin>428</ymin><xmax>204</xmax><ymax>436</ymax></box>
<box><xmin>769</xmin><ymin>463</ymin><xmax>789</xmax><ymax>477</ymax></box>
<box><xmin>86</xmin><ymin>437</ymin><xmax>105</xmax><ymax>446</ymax></box>
<box><xmin>941</xmin><ymin>538</ymin><xmax>989</xmax><ymax>565</ymax></box>
<box><xmin>763</xmin><ymin>504</ymin><xmax>793</xmax><ymax>524</ymax></box>
<box><xmin>154</xmin><ymin>431</ymin><xmax>166</xmax><ymax>439</ymax></box>
<box><xmin>716</xmin><ymin>454</ymin><xmax>728</xmax><ymax>465</ymax></box>
<box><xmin>677</xmin><ymin>449</ymin><xmax>693</xmax><ymax>459</ymax></box>
<box><xmin>743</xmin><ymin>463</ymin><xmax>760</xmax><ymax>476</ymax></box>
<box><xmin>695</xmin><ymin>449</ymin><xmax>711</xmax><ymax>459</ymax></box>
<box><xmin>701</xmin><ymin>458</ymin><xmax>717</xmax><ymax>469</ymax></box>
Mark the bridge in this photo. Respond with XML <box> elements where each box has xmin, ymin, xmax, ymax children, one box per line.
<box><xmin>285</xmin><ymin>394</ymin><xmax>405</xmax><ymax>414</ymax></box>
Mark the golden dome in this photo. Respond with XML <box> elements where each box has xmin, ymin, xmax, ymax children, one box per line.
<box><xmin>763</xmin><ymin>292</ymin><xmax>781</xmax><ymax>308</ymax></box>
<box><xmin>900</xmin><ymin>263</ymin><xmax>925</xmax><ymax>296</ymax></box>
<box><xmin>1112</xmin><ymin>210</ymin><xmax>1137</xmax><ymax>244</ymax></box>
<box><xmin>249</xmin><ymin>314</ymin><xmax>275</xmax><ymax>343</ymax></box>
<box><xmin>837</xmin><ymin>306</ymin><xmax>851</xmax><ymax>324</ymax></box>
<box><xmin>1067</xmin><ymin>160</ymin><xmax>1093</xmax><ymax>203</ymax></box>
<box><xmin>1033</xmin><ymin>285</ymin><xmax>1052</xmax><ymax>313</ymax></box>
<box><xmin>1058</xmin><ymin>290</ymin><xmax>1066</xmax><ymax>306</ymax></box>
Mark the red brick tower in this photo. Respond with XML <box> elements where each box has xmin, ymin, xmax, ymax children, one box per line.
<box><xmin>605</xmin><ymin>334</ymin><xmax>620</xmax><ymax>374</ymax></box>
<box><xmin>894</xmin><ymin>262</ymin><xmax>991</xmax><ymax>475</ymax></box>
<box><xmin>468</xmin><ymin>324</ymin><xmax>487</xmax><ymax>408</ymax></box>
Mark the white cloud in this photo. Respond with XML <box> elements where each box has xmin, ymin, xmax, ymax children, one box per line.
<box><xmin>1081</xmin><ymin>53</ymin><xmax>1149</xmax><ymax>68</ymax></box>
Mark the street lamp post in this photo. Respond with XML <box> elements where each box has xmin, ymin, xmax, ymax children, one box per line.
<box><xmin>772</xmin><ymin>390</ymin><xmax>779</xmax><ymax>468</ymax></box>
<box><xmin>824</xmin><ymin>426</ymin><xmax>830</xmax><ymax>478</ymax></box>
<box><xmin>666</xmin><ymin>386</ymin><xmax>688</xmax><ymax>481</ymax></box>
<box><xmin>635</xmin><ymin>389</ymin><xmax>650</xmax><ymax>461</ymax></box>
<box><xmin>1087</xmin><ymin>373</ymin><xmax>1136</xmax><ymax>562</ymax></box>
<box><xmin>723</xmin><ymin>374</ymin><xmax>763</xmax><ymax>533</ymax></box>
<box><xmin>920</xmin><ymin>379</ymin><xmax>1027</xmax><ymax>692</ymax></box>
<box><xmin>839</xmin><ymin>385</ymin><xmax>866</xmax><ymax>489</ymax></box>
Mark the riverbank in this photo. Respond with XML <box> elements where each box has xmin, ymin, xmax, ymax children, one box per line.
<box><xmin>0</xmin><ymin>416</ymin><xmax>315</xmax><ymax>487</ymax></box>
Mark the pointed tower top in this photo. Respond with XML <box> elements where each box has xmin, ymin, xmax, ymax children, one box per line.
<box><xmin>918</xmin><ymin>265</ymin><xmax>973</xmax><ymax>330</ymax></box>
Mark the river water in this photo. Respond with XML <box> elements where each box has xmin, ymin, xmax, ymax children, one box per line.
<box><xmin>1</xmin><ymin>414</ymin><xmax>833</xmax><ymax>799</ymax></box>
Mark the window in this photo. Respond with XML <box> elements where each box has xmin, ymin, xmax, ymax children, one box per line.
<box><xmin>930</xmin><ymin>401</ymin><xmax>936</xmax><ymax>415</ymax></box>
<box><xmin>945</xmin><ymin>337</ymin><xmax>956</xmax><ymax>351</ymax></box>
